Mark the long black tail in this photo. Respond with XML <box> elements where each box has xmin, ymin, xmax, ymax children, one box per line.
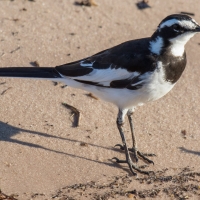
<box><xmin>0</xmin><ymin>67</ymin><xmax>62</xmax><ymax>78</ymax></box>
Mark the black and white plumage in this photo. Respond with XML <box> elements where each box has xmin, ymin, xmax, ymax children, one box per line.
<box><xmin>0</xmin><ymin>14</ymin><xmax>200</xmax><ymax>175</ymax></box>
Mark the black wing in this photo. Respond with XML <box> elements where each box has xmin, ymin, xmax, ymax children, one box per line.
<box><xmin>55</xmin><ymin>38</ymin><xmax>157</xmax><ymax>89</ymax></box>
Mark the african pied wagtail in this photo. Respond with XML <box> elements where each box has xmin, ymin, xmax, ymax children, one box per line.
<box><xmin>0</xmin><ymin>14</ymin><xmax>200</xmax><ymax>175</ymax></box>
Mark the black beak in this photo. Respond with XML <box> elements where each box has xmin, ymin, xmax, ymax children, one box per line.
<box><xmin>194</xmin><ymin>25</ymin><xmax>200</xmax><ymax>32</ymax></box>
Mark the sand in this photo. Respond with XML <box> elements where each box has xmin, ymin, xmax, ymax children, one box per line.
<box><xmin>0</xmin><ymin>0</ymin><xmax>200</xmax><ymax>199</ymax></box>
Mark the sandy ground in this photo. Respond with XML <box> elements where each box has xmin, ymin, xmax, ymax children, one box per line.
<box><xmin>0</xmin><ymin>0</ymin><xmax>200</xmax><ymax>199</ymax></box>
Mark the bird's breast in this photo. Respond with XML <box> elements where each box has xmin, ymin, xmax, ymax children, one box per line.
<box><xmin>142</xmin><ymin>53</ymin><xmax>187</xmax><ymax>102</ymax></box>
<box><xmin>162</xmin><ymin>51</ymin><xmax>187</xmax><ymax>84</ymax></box>
<box><xmin>140</xmin><ymin>61</ymin><xmax>175</xmax><ymax>102</ymax></box>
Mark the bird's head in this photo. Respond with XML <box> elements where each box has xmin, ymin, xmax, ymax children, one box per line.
<box><xmin>150</xmin><ymin>14</ymin><xmax>200</xmax><ymax>56</ymax></box>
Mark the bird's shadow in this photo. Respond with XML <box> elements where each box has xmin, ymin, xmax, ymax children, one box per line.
<box><xmin>178</xmin><ymin>147</ymin><xmax>200</xmax><ymax>156</ymax></box>
<box><xmin>0</xmin><ymin>121</ymin><xmax>127</xmax><ymax>171</ymax></box>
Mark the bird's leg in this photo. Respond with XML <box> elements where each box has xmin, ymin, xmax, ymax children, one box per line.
<box><xmin>127</xmin><ymin>108</ymin><xmax>138</xmax><ymax>162</ymax></box>
<box><xmin>127</xmin><ymin>109</ymin><xmax>155</xmax><ymax>164</ymax></box>
<box><xmin>112</xmin><ymin>109</ymin><xmax>151</xmax><ymax>175</ymax></box>
<box><xmin>115</xmin><ymin>108</ymin><xmax>155</xmax><ymax>165</ymax></box>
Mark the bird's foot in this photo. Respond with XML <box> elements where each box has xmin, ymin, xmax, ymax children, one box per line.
<box><xmin>114</xmin><ymin>144</ymin><xmax>156</xmax><ymax>165</ymax></box>
<box><xmin>112</xmin><ymin>157</ymin><xmax>154</xmax><ymax>175</ymax></box>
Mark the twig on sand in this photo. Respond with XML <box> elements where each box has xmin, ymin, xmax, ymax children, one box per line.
<box><xmin>10</xmin><ymin>46</ymin><xmax>20</xmax><ymax>54</ymax></box>
<box><xmin>74</xmin><ymin>0</ymin><xmax>98</xmax><ymax>7</ymax></box>
<box><xmin>1</xmin><ymin>87</ymin><xmax>12</xmax><ymax>95</ymax></box>
<box><xmin>62</xmin><ymin>102</ymin><xmax>81</xmax><ymax>127</ymax></box>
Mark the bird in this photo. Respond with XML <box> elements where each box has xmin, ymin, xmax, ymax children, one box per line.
<box><xmin>0</xmin><ymin>14</ymin><xmax>200</xmax><ymax>175</ymax></box>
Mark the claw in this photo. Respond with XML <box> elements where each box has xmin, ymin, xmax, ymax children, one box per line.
<box><xmin>114</xmin><ymin>144</ymin><xmax>124</xmax><ymax>150</ymax></box>
<box><xmin>112</xmin><ymin>157</ymin><xmax>127</xmax><ymax>163</ymax></box>
<box><xmin>137</xmin><ymin>151</ymin><xmax>154</xmax><ymax>165</ymax></box>
<box><xmin>112</xmin><ymin>157</ymin><xmax>120</xmax><ymax>162</ymax></box>
<box><xmin>112</xmin><ymin>157</ymin><xmax>154</xmax><ymax>176</ymax></box>
<box><xmin>115</xmin><ymin>144</ymin><xmax>155</xmax><ymax>165</ymax></box>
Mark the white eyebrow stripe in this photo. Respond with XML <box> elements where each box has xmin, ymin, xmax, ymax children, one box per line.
<box><xmin>180</xmin><ymin>20</ymin><xmax>198</xmax><ymax>29</ymax></box>
<box><xmin>159</xmin><ymin>19</ymin><xmax>197</xmax><ymax>29</ymax></box>
<box><xmin>159</xmin><ymin>19</ymin><xmax>177</xmax><ymax>29</ymax></box>
<box><xmin>192</xmin><ymin>18</ymin><xmax>199</xmax><ymax>25</ymax></box>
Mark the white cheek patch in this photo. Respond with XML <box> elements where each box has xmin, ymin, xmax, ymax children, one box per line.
<box><xmin>169</xmin><ymin>32</ymin><xmax>196</xmax><ymax>56</ymax></box>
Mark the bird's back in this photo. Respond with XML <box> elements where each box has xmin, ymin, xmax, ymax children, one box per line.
<box><xmin>56</xmin><ymin>37</ymin><xmax>156</xmax><ymax>77</ymax></box>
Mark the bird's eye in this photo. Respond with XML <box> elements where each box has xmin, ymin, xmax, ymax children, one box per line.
<box><xmin>172</xmin><ymin>24</ymin><xmax>182</xmax><ymax>32</ymax></box>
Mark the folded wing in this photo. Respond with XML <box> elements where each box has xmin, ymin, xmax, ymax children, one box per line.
<box><xmin>55</xmin><ymin>38</ymin><xmax>156</xmax><ymax>90</ymax></box>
